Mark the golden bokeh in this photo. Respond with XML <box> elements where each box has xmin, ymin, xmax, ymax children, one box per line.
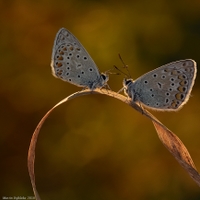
<box><xmin>1</xmin><ymin>0</ymin><xmax>200</xmax><ymax>199</ymax></box>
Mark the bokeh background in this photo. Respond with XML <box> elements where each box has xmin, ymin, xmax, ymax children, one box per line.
<box><xmin>1</xmin><ymin>0</ymin><xmax>200</xmax><ymax>199</ymax></box>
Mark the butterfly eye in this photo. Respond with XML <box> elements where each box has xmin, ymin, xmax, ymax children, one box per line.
<box><xmin>101</xmin><ymin>74</ymin><xmax>107</xmax><ymax>81</ymax></box>
<box><xmin>124</xmin><ymin>79</ymin><xmax>132</xmax><ymax>86</ymax></box>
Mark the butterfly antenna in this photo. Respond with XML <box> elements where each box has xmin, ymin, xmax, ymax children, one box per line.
<box><xmin>118</xmin><ymin>54</ymin><xmax>131</xmax><ymax>78</ymax></box>
<box><xmin>105</xmin><ymin>68</ymin><xmax>121</xmax><ymax>75</ymax></box>
<box><xmin>113</xmin><ymin>65</ymin><xmax>127</xmax><ymax>76</ymax></box>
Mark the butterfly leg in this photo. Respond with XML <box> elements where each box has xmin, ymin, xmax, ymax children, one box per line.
<box><xmin>137</xmin><ymin>102</ymin><xmax>146</xmax><ymax>115</ymax></box>
<box><xmin>117</xmin><ymin>87</ymin><xmax>125</xmax><ymax>94</ymax></box>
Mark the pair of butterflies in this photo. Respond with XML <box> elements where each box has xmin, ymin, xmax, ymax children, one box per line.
<box><xmin>51</xmin><ymin>28</ymin><xmax>197</xmax><ymax>111</ymax></box>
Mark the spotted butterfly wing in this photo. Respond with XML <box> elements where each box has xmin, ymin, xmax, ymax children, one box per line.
<box><xmin>51</xmin><ymin>28</ymin><xmax>108</xmax><ymax>90</ymax></box>
<box><xmin>123</xmin><ymin>59</ymin><xmax>197</xmax><ymax>111</ymax></box>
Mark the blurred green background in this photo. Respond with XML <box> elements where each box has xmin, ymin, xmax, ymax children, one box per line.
<box><xmin>1</xmin><ymin>0</ymin><xmax>200</xmax><ymax>199</ymax></box>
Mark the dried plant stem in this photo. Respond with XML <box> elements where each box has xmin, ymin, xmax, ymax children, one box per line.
<box><xmin>28</xmin><ymin>88</ymin><xmax>200</xmax><ymax>200</ymax></box>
